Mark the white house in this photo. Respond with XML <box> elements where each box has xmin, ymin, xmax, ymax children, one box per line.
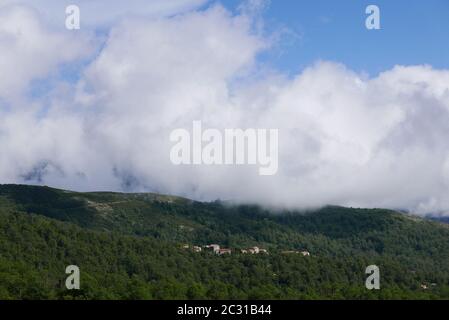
<box><xmin>205</xmin><ymin>244</ymin><xmax>220</xmax><ymax>254</ymax></box>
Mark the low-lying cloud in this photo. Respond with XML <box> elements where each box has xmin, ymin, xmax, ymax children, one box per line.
<box><xmin>1</xmin><ymin>1</ymin><xmax>449</xmax><ymax>215</ymax></box>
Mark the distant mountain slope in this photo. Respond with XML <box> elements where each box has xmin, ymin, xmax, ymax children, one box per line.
<box><xmin>429</xmin><ymin>216</ymin><xmax>449</xmax><ymax>224</ymax></box>
<box><xmin>0</xmin><ymin>184</ymin><xmax>448</xmax><ymax>299</ymax></box>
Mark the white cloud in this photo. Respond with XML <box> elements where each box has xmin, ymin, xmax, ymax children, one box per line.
<box><xmin>0</xmin><ymin>5</ymin><xmax>92</xmax><ymax>100</ymax></box>
<box><xmin>1</xmin><ymin>2</ymin><xmax>449</xmax><ymax>215</ymax></box>
<box><xmin>0</xmin><ymin>0</ymin><xmax>208</xmax><ymax>27</ymax></box>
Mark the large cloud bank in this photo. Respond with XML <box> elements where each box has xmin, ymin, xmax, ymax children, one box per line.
<box><xmin>1</xmin><ymin>1</ymin><xmax>449</xmax><ymax>214</ymax></box>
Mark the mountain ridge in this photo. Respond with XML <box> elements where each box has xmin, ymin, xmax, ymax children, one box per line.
<box><xmin>0</xmin><ymin>184</ymin><xmax>448</xmax><ymax>299</ymax></box>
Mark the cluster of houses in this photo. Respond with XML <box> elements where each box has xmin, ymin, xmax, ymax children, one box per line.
<box><xmin>240</xmin><ymin>246</ymin><xmax>268</xmax><ymax>254</ymax></box>
<box><xmin>205</xmin><ymin>244</ymin><xmax>232</xmax><ymax>255</ymax></box>
<box><xmin>182</xmin><ymin>244</ymin><xmax>267</xmax><ymax>255</ymax></box>
<box><xmin>182</xmin><ymin>244</ymin><xmax>232</xmax><ymax>255</ymax></box>
<box><xmin>181</xmin><ymin>244</ymin><xmax>311</xmax><ymax>257</ymax></box>
<box><xmin>181</xmin><ymin>244</ymin><xmax>239</xmax><ymax>255</ymax></box>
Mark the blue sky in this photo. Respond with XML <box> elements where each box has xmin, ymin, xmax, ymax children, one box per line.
<box><xmin>220</xmin><ymin>0</ymin><xmax>449</xmax><ymax>76</ymax></box>
<box><xmin>29</xmin><ymin>0</ymin><xmax>449</xmax><ymax>98</ymax></box>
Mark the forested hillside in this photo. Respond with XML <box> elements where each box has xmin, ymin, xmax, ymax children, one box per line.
<box><xmin>0</xmin><ymin>184</ymin><xmax>448</xmax><ymax>299</ymax></box>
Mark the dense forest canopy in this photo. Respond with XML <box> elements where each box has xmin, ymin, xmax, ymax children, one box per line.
<box><xmin>0</xmin><ymin>184</ymin><xmax>448</xmax><ymax>299</ymax></box>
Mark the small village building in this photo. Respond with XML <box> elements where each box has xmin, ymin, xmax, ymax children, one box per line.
<box><xmin>205</xmin><ymin>244</ymin><xmax>220</xmax><ymax>254</ymax></box>
<box><xmin>218</xmin><ymin>248</ymin><xmax>232</xmax><ymax>255</ymax></box>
